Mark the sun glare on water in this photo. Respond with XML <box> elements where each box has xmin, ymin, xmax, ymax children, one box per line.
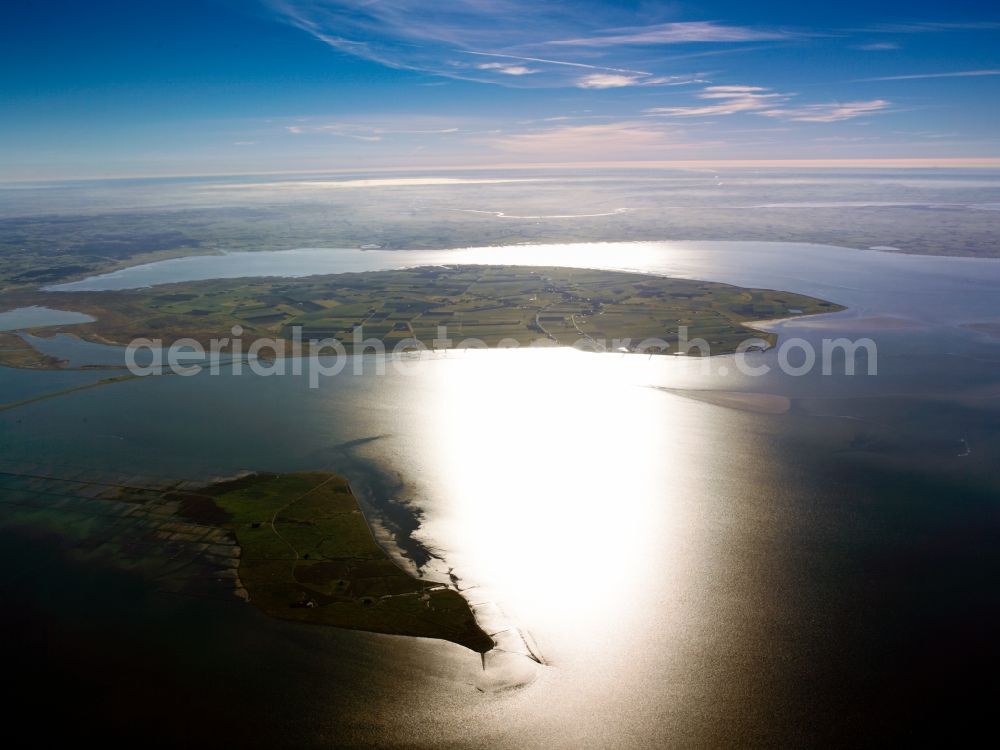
<box><xmin>404</xmin><ymin>349</ymin><xmax>713</xmax><ymax>669</ymax></box>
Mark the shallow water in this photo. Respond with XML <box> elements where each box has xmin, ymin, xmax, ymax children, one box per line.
<box><xmin>5</xmin><ymin>240</ymin><xmax>1000</xmax><ymax>746</ymax></box>
<box><xmin>0</xmin><ymin>305</ymin><xmax>95</xmax><ymax>330</ymax></box>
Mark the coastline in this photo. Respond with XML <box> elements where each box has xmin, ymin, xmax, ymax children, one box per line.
<box><xmin>0</xmin><ymin>261</ymin><xmax>845</xmax><ymax>370</ymax></box>
<box><xmin>180</xmin><ymin>470</ymin><xmax>496</xmax><ymax>653</ymax></box>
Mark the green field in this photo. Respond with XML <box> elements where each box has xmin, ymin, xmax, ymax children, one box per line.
<box><xmin>182</xmin><ymin>472</ymin><xmax>494</xmax><ymax>653</ymax></box>
<box><xmin>5</xmin><ymin>265</ymin><xmax>843</xmax><ymax>366</ymax></box>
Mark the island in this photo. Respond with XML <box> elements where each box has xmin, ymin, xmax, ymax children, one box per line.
<box><xmin>173</xmin><ymin>471</ymin><xmax>495</xmax><ymax>653</ymax></box>
<box><xmin>0</xmin><ymin>265</ymin><xmax>843</xmax><ymax>367</ymax></box>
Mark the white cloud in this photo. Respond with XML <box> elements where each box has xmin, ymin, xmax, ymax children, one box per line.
<box><xmin>285</xmin><ymin>119</ymin><xmax>462</xmax><ymax>140</ymax></box>
<box><xmin>648</xmin><ymin>86</ymin><xmax>891</xmax><ymax>123</ymax></box>
<box><xmin>854</xmin><ymin>42</ymin><xmax>900</xmax><ymax>51</ymax></box>
<box><xmin>263</xmin><ymin>2</ymin><xmax>757</xmax><ymax>88</ymax></box>
<box><xmin>575</xmin><ymin>72</ymin><xmax>704</xmax><ymax>89</ymax></box>
<box><xmin>477</xmin><ymin>63</ymin><xmax>539</xmax><ymax>76</ymax></box>
<box><xmin>760</xmin><ymin>99</ymin><xmax>892</xmax><ymax>122</ymax></box>
<box><xmin>647</xmin><ymin>86</ymin><xmax>790</xmax><ymax>116</ymax></box>
<box><xmin>549</xmin><ymin>21</ymin><xmax>801</xmax><ymax>47</ymax></box>
<box><xmin>464</xmin><ymin>51</ymin><xmax>652</xmax><ymax>76</ymax></box>
<box><xmin>482</xmin><ymin>121</ymin><xmax>694</xmax><ymax>158</ymax></box>
<box><xmin>576</xmin><ymin>74</ymin><xmax>639</xmax><ymax>89</ymax></box>
<box><xmin>860</xmin><ymin>69</ymin><xmax>1000</xmax><ymax>82</ymax></box>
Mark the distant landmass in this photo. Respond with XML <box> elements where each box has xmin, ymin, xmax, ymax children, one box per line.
<box><xmin>2</xmin><ymin>265</ymin><xmax>842</xmax><ymax>367</ymax></box>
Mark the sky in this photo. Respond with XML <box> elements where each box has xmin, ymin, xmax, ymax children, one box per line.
<box><xmin>1</xmin><ymin>0</ymin><xmax>999</xmax><ymax>178</ymax></box>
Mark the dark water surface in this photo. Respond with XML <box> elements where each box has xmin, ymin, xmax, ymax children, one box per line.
<box><xmin>2</xmin><ymin>241</ymin><xmax>1000</xmax><ymax>747</ymax></box>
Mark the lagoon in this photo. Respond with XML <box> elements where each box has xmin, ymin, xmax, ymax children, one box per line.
<box><xmin>0</xmin><ymin>305</ymin><xmax>95</xmax><ymax>330</ymax></box>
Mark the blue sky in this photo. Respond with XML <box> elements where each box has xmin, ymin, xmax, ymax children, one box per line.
<box><xmin>1</xmin><ymin>0</ymin><xmax>999</xmax><ymax>178</ymax></box>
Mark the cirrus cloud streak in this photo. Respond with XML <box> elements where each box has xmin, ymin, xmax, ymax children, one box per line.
<box><xmin>263</xmin><ymin>1</ymin><xmax>794</xmax><ymax>88</ymax></box>
<box><xmin>648</xmin><ymin>86</ymin><xmax>893</xmax><ymax>122</ymax></box>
